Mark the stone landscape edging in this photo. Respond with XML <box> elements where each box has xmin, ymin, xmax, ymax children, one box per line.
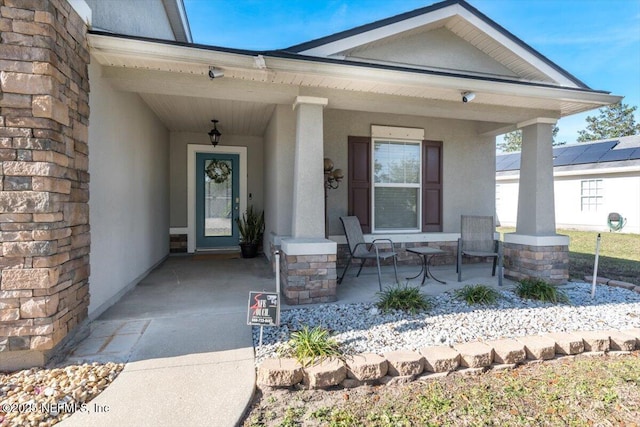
<box><xmin>258</xmin><ymin>277</ymin><xmax>640</xmax><ymax>389</ymax></box>
<box><xmin>257</xmin><ymin>328</ymin><xmax>640</xmax><ymax>389</ymax></box>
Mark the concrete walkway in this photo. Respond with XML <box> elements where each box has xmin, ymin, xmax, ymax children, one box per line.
<box><xmin>60</xmin><ymin>255</ymin><xmax>276</xmax><ymax>427</ymax></box>
<box><xmin>58</xmin><ymin>254</ymin><xmax>509</xmax><ymax>426</ymax></box>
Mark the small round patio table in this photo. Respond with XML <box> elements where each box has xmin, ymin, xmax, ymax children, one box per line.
<box><xmin>406</xmin><ymin>247</ymin><xmax>447</xmax><ymax>285</ymax></box>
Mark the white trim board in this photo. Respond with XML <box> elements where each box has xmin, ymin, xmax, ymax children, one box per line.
<box><xmin>187</xmin><ymin>144</ymin><xmax>247</xmax><ymax>253</ymax></box>
<box><xmin>504</xmin><ymin>233</ymin><xmax>569</xmax><ymax>246</ymax></box>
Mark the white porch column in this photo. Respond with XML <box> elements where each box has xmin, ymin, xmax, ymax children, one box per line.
<box><xmin>279</xmin><ymin>96</ymin><xmax>337</xmax><ymax>305</ymax></box>
<box><xmin>291</xmin><ymin>96</ymin><xmax>328</xmax><ymax>238</ymax></box>
<box><xmin>504</xmin><ymin>118</ymin><xmax>569</xmax><ymax>284</ymax></box>
<box><xmin>515</xmin><ymin>119</ymin><xmax>557</xmax><ymax>235</ymax></box>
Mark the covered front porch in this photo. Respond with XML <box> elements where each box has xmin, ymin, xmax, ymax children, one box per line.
<box><xmin>85</xmin><ymin>2</ymin><xmax>620</xmax><ymax>313</ymax></box>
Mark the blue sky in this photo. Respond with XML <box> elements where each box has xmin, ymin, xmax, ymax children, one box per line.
<box><xmin>184</xmin><ymin>0</ymin><xmax>640</xmax><ymax>145</ymax></box>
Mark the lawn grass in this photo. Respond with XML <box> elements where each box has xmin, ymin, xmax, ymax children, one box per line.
<box><xmin>244</xmin><ymin>354</ymin><xmax>640</xmax><ymax>426</ymax></box>
<box><xmin>499</xmin><ymin>227</ymin><xmax>640</xmax><ymax>285</ymax></box>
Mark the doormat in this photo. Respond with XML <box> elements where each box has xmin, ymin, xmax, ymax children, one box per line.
<box><xmin>192</xmin><ymin>253</ymin><xmax>240</xmax><ymax>260</ymax></box>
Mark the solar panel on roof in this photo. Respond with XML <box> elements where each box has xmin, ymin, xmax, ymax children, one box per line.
<box><xmin>584</xmin><ymin>141</ymin><xmax>618</xmax><ymax>152</ymax></box>
<box><xmin>564</xmin><ymin>145</ymin><xmax>589</xmax><ymax>155</ymax></box>
<box><xmin>599</xmin><ymin>148</ymin><xmax>636</xmax><ymax>162</ymax></box>
<box><xmin>553</xmin><ymin>155</ymin><xmax>577</xmax><ymax>166</ymax></box>
<box><xmin>629</xmin><ymin>148</ymin><xmax>640</xmax><ymax>160</ymax></box>
<box><xmin>496</xmin><ymin>153</ymin><xmax>521</xmax><ymax>171</ymax></box>
<box><xmin>497</xmin><ymin>160</ymin><xmax>518</xmax><ymax>172</ymax></box>
<box><xmin>498</xmin><ymin>138</ymin><xmax>638</xmax><ymax>170</ymax></box>
<box><xmin>572</xmin><ymin>151</ymin><xmax>606</xmax><ymax>165</ymax></box>
<box><xmin>509</xmin><ymin>158</ymin><xmax>521</xmax><ymax>171</ymax></box>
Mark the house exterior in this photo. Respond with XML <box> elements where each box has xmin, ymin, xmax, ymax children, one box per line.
<box><xmin>0</xmin><ymin>0</ymin><xmax>621</xmax><ymax>369</ymax></box>
<box><xmin>497</xmin><ymin>135</ymin><xmax>640</xmax><ymax>234</ymax></box>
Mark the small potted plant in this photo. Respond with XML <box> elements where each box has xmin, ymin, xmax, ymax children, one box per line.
<box><xmin>236</xmin><ymin>206</ymin><xmax>265</xmax><ymax>258</ymax></box>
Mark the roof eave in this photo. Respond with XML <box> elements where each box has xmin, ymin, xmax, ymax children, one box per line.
<box><xmin>161</xmin><ymin>0</ymin><xmax>192</xmax><ymax>43</ymax></box>
<box><xmin>88</xmin><ymin>32</ymin><xmax>622</xmax><ymax>116</ymax></box>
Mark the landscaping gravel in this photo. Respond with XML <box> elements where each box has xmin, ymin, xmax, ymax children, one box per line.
<box><xmin>0</xmin><ymin>362</ymin><xmax>124</xmax><ymax>427</ymax></box>
<box><xmin>253</xmin><ymin>282</ymin><xmax>640</xmax><ymax>364</ymax></box>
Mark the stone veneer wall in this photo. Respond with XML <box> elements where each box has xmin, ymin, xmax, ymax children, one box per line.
<box><xmin>337</xmin><ymin>241</ymin><xmax>458</xmax><ymax>268</ymax></box>
<box><xmin>504</xmin><ymin>242</ymin><xmax>569</xmax><ymax>284</ymax></box>
<box><xmin>169</xmin><ymin>234</ymin><xmax>187</xmax><ymax>253</ymax></box>
<box><xmin>280</xmin><ymin>254</ymin><xmax>337</xmax><ymax>305</ymax></box>
<box><xmin>0</xmin><ymin>0</ymin><xmax>90</xmax><ymax>368</ymax></box>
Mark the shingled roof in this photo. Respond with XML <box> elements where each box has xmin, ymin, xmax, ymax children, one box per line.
<box><xmin>496</xmin><ymin>135</ymin><xmax>640</xmax><ymax>172</ymax></box>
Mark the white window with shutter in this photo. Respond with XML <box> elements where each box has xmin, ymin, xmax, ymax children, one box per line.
<box><xmin>372</xmin><ymin>139</ymin><xmax>422</xmax><ymax>232</ymax></box>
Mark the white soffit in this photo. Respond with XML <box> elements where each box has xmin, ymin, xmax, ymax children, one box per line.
<box><xmin>139</xmin><ymin>93</ymin><xmax>275</xmax><ymax>136</ymax></box>
<box><xmin>296</xmin><ymin>4</ymin><xmax>578</xmax><ymax>88</ymax></box>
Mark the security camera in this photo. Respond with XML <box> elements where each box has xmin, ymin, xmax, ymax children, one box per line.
<box><xmin>208</xmin><ymin>67</ymin><xmax>224</xmax><ymax>79</ymax></box>
<box><xmin>462</xmin><ymin>91</ymin><xmax>475</xmax><ymax>103</ymax></box>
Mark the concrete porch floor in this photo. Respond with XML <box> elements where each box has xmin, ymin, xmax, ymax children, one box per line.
<box><xmin>59</xmin><ymin>254</ymin><xmax>513</xmax><ymax>427</ymax></box>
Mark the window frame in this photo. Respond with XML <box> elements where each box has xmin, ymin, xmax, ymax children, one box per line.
<box><xmin>371</xmin><ymin>137</ymin><xmax>423</xmax><ymax>233</ymax></box>
<box><xmin>580</xmin><ymin>179</ymin><xmax>603</xmax><ymax>212</ymax></box>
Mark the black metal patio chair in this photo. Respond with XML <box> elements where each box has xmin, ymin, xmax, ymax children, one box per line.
<box><xmin>338</xmin><ymin>216</ymin><xmax>398</xmax><ymax>291</ymax></box>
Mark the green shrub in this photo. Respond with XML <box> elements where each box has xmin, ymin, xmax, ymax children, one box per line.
<box><xmin>376</xmin><ymin>284</ymin><xmax>431</xmax><ymax>314</ymax></box>
<box><xmin>515</xmin><ymin>278</ymin><xmax>569</xmax><ymax>303</ymax></box>
<box><xmin>282</xmin><ymin>325</ymin><xmax>341</xmax><ymax>366</ymax></box>
<box><xmin>454</xmin><ymin>284</ymin><xmax>501</xmax><ymax>305</ymax></box>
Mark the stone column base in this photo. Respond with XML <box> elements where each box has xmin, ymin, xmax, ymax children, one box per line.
<box><xmin>280</xmin><ymin>238</ymin><xmax>337</xmax><ymax>305</ymax></box>
<box><xmin>504</xmin><ymin>234</ymin><xmax>569</xmax><ymax>284</ymax></box>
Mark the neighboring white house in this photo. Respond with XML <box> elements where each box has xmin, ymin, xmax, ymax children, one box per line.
<box><xmin>497</xmin><ymin>135</ymin><xmax>640</xmax><ymax>234</ymax></box>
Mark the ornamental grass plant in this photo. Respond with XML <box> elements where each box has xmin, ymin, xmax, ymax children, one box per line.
<box><xmin>281</xmin><ymin>325</ymin><xmax>341</xmax><ymax>366</ymax></box>
<box><xmin>454</xmin><ymin>284</ymin><xmax>501</xmax><ymax>305</ymax></box>
<box><xmin>515</xmin><ymin>278</ymin><xmax>569</xmax><ymax>303</ymax></box>
<box><xmin>376</xmin><ymin>284</ymin><xmax>432</xmax><ymax>314</ymax></box>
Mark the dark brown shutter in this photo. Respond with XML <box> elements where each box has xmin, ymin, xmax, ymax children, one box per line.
<box><xmin>348</xmin><ymin>136</ymin><xmax>371</xmax><ymax>233</ymax></box>
<box><xmin>422</xmin><ymin>140</ymin><xmax>443</xmax><ymax>232</ymax></box>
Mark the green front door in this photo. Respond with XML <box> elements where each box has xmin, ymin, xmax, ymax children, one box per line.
<box><xmin>196</xmin><ymin>153</ymin><xmax>240</xmax><ymax>249</ymax></box>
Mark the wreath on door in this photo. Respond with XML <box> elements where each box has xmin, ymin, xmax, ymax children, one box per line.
<box><xmin>205</xmin><ymin>159</ymin><xmax>232</xmax><ymax>184</ymax></box>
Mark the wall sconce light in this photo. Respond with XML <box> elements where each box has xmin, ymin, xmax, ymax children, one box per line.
<box><xmin>324</xmin><ymin>158</ymin><xmax>343</xmax><ymax>238</ymax></box>
<box><xmin>324</xmin><ymin>158</ymin><xmax>344</xmax><ymax>189</ymax></box>
<box><xmin>208</xmin><ymin>119</ymin><xmax>222</xmax><ymax>146</ymax></box>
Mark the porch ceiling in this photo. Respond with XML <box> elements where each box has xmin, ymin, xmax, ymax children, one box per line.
<box><xmin>139</xmin><ymin>93</ymin><xmax>275</xmax><ymax>136</ymax></box>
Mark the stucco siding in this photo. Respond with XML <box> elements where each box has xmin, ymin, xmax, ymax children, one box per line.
<box><xmin>262</xmin><ymin>105</ymin><xmax>296</xmax><ymax>243</ymax></box>
<box><xmin>323</xmin><ymin>109</ymin><xmax>495</xmax><ymax>235</ymax></box>
<box><xmin>169</xmin><ymin>132</ymin><xmax>264</xmax><ymax>228</ymax></box>
<box><xmin>86</xmin><ymin>0</ymin><xmax>176</xmax><ymax>40</ymax></box>
<box><xmin>88</xmin><ymin>62</ymin><xmax>170</xmax><ymax>316</ymax></box>
<box><xmin>348</xmin><ymin>27</ymin><xmax>518</xmax><ymax>78</ymax></box>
